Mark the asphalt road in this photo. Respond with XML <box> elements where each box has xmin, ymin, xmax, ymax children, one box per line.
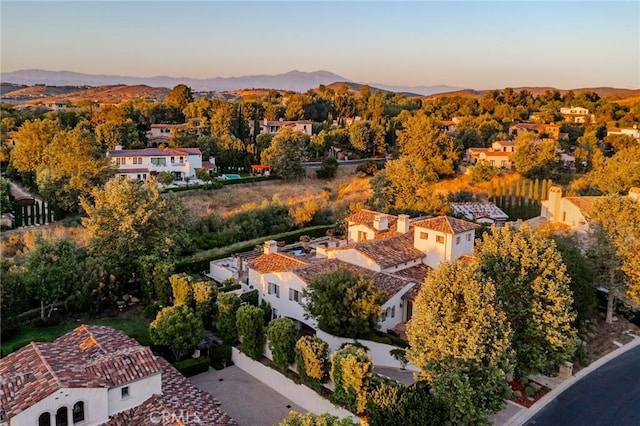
<box><xmin>524</xmin><ymin>345</ymin><xmax>640</xmax><ymax>426</ymax></box>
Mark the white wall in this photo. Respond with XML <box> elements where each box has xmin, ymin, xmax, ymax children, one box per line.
<box><xmin>329</xmin><ymin>249</ymin><xmax>381</xmax><ymax>272</ymax></box>
<box><xmin>449</xmin><ymin>230</ymin><xmax>475</xmax><ymax>260</ymax></box>
<box><xmin>107</xmin><ymin>373</ymin><xmax>162</xmax><ymax>416</ymax></box>
<box><xmin>231</xmin><ymin>348</ymin><xmax>357</xmax><ymax>422</ymax></box>
<box><xmin>377</xmin><ymin>284</ymin><xmax>414</xmax><ymax>331</ymax></box>
<box><xmin>380</xmin><ymin>258</ymin><xmax>422</xmax><ymax>274</ymax></box>
<box><xmin>10</xmin><ymin>387</ymin><xmax>108</xmax><ymax>426</ymax></box>
<box><xmin>412</xmin><ymin>227</ymin><xmax>448</xmax><ymax>269</ymax></box>
<box><xmin>254</xmin><ymin>271</ymin><xmax>311</xmax><ymax>325</ymax></box>
<box><xmin>347</xmin><ymin>224</ymin><xmax>374</xmax><ymax>243</ymax></box>
<box><xmin>315</xmin><ymin>330</ymin><xmax>419</xmax><ymax>372</ymax></box>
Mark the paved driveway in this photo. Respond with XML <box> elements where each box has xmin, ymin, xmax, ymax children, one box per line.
<box><xmin>190</xmin><ymin>366</ymin><xmax>305</xmax><ymax>426</ymax></box>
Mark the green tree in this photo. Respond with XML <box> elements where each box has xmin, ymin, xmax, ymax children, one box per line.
<box><xmin>468</xmin><ymin>160</ymin><xmax>500</xmax><ymax>184</ymax></box>
<box><xmin>236</xmin><ymin>305</ymin><xmax>266</xmax><ymax>359</ymax></box>
<box><xmin>25</xmin><ymin>237</ymin><xmax>79</xmax><ymax>318</ymax></box>
<box><xmin>261</xmin><ymin>128</ymin><xmax>307</xmax><ymax>181</ymax></box>
<box><xmin>588</xmin><ymin>146</ymin><xmax>640</xmax><ymax>194</ymax></box>
<box><xmin>10</xmin><ymin>118</ymin><xmax>62</xmax><ymax>174</ymax></box>
<box><xmin>267</xmin><ymin>317</ymin><xmax>297</xmax><ymax>370</ymax></box>
<box><xmin>315</xmin><ymin>156</ymin><xmax>339</xmax><ymax>179</ymax></box>
<box><xmin>330</xmin><ymin>344</ymin><xmax>373</xmax><ymax>414</ymax></box>
<box><xmin>157</xmin><ymin>171</ymin><xmax>176</xmax><ymax>186</ymax></box>
<box><xmin>295</xmin><ymin>335</ymin><xmax>330</xmax><ymax>386</ymax></box>
<box><xmin>406</xmin><ymin>261</ymin><xmax>513</xmax><ymax>424</ymax></box>
<box><xmin>278</xmin><ymin>412</ymin><xmax>356</xmax><ymax>426</ymax></box>
<box><xmin>475</xmin><ymin>225</ymin><xmax>577</xmax><ymax>376</ymax></box>
<box><xmin>95</xmin><ymin>121</ymin><xmax>142</xmax><ymax>150</ymax></box>
<box><xmin>303</xmin><ymin>267</ymin><xmax>383</xmax><ymax>338</ymax></box>
<box><xmin>512</xmin><ymin>134</ymin><xmax>561</xmax><ymax>180</ymax></box>
<box><xmin>165</xmin><ymin>84</ymin><xmax>194</xmax><ymax>110</ymax></box>
<box><xmin>170</xmin><ymin>273</ymin><xmax>194</xmax><ymax>306</ymax></box>
<box><xmin>80</xmin><ymin>177</ymin><xmax>188</xmax><ymax>286</ymax></box>
<box><xmin>193</xmin><ymin>280</ymin><xmax>217</xmax><ymax>327</ymax></box>
<box><xmin>367</xmin><ymin>380</ymin><xmax>449</xmax><ymax>426</ymax></box>
<box><xmin>217</xmin><ymin>292</ymin><xmax>241</xmax><ymax>344</ymax></box>
<box><xmin>150</xmin><ymin>305</ymin><xmax>203</xmax><ymax>361</ymax></box>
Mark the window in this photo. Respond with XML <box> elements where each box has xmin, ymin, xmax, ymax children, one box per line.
<box><xmin>179</xmin><ymin>157</ymin><xmax>184</xmax><ymax>163</ymax></box>
<box><xmin>562</xmin><ymin>211</ymin><xmax>567</xmax><ymax>222</ymax></box>
<box><xmin>268</xmin><ymin>282</ymin><xmax>280</xmax><ymax>298</ymax></box>
<box><xmin>419</xmin><ymin>232</ymin><xmax>429</xmax><ymax>240</ymax></box>
<box><xmin>137</xmin><ymin>157</ymin><xmax>142</xmax><ymax>164</ymax></box>
<box><xmin>121</xmin><ymin>386</ymin><xmax>130</xmax><ymax>399</ymax></box>
<box><xmin>39</xmin><ymin>413</ymin><xmax>51</xmax><ymax>426</ymax></box>
<box><xmin>391</xmin><ymin>306</ymin><xmax>395</xmax><ymax>318</ymax></box>
<box><xmin>289</xmin><ymin>288</ymin><xmax>302</xmax><ymax>304</ymax></box>
<box><xmin>436</xmin><ymin>235</ymin><xmax>445</xmax><ymax>244</ymax></box>
<box><xmin>171</xmin><ymin>156</ymin><xmax>175</xmax><ymax>164</ymax></box>
<box><xmin>272</xmin><ymin>308</ymin><xmax>279</xmax><ymax>319</ymax></box>
<box><xmin>357</xmin><ymin>230</ymin><xmax>367</xmax><ymax>242</ymax></box>
<box><xmin>466</xmin><ymin>234</ymin><xmax>472</xmax><ymax>242</ymax></box>
<box><xmin>55</xmin><ymin>407</ymin><xmax>68</xmax><ymax>426</ymax></box>
<box><xmin>150</xmin><ymin>158</ymin><xmax>167</xmax><ymax>166</ymax></box>
<box><xmin>456</xmin><ymin>236</ymin><xmax>461</xmax><ymax>245</ymax></box>
<box><xmin>72</xmin><ymin>402</ymin><xmax>84</xmax><ymax>424</ymax></box>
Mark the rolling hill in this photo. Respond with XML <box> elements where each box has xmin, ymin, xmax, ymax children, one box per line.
<box><xmin>426</xmin><ymin>87</ymin><xmax>640</xmax><ymax>101</ymax></box>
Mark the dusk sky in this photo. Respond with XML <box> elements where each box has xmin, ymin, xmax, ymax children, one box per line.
<box><xmin>2</xmin><ymin>1</ymin><xmax>639</xmax><ymax>89</ymax></box>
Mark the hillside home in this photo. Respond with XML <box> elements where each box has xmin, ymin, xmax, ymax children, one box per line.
<box><xmin>607</xmin><ymin>126</ymin><xmax>640</xmax><ymax>139</ymax></box>
<box><xmin>560</xmin><ymin>107</ymin><xmax>594</xmax><ymax>124</ymax></box>
<box><xmin>45</xmin><ymin>102</ymin><xmax>69</xmax><ymax>111</ymax></box>
<box><xmin>467</xmin><ymin>144</ymin><xmax>514</xmax><ymax>169</ymax></box>
<box><xmin>248</xmin><ymin>118</ymin><xmax>313</xmax><ymax>137</ymax></box>
<box><xmin>508</xmin><ymin>123</ymin><xmax>561</xmax><ymax>139</ymax></box>
<box><xmin>451</xmin><ymin>202</ymin><xmax>509</xmax><ymax>227</ymax></box>
<box><xmin>0</xmin><ymin>325</ymin><xmax>235</xmax><ymax>426</ymax></box>
<box><xmin>441</xmin><ymin>120</ymin><xmax>457</xmax><ymax>135</ymax></box>
<box><xmin>107</xmin><ymin>146</ymin><xmax>214</xmax><ymax>181</ymax></box>
<box><xmin>246</xmin><ymin>211</ymin><xmax>479</xmax><ymax>332</ymax></box>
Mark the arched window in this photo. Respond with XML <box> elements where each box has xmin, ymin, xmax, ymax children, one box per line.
<box><xmin>55</xmin><ymin>407</ymin><xmax>68</xmax><ymax>426</ymax></box>
<box><xmin>38</xmin><ymin>412</ymin><xmax>51</xmax><ymax>426</ymax></box>
<box><xmin>72</xmin><ymin>402</ymin><xmax>85</xmax><ymax>423</ymax></box>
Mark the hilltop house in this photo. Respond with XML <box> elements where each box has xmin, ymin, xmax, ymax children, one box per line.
<box><xmin>246</xmin><ymin>210</ymin><xmax>479</xmax><ymax>332</ymax></box>
<box><xmin>146</xmin><ymin>119</ymin><xmax>203</xmax><ymax>147</ymax></box>
<box><xmin>248</xmin><ymin>118</ymin><xmax>313</xmax><ymax>137</ymax></box>
<box><xmin>107</xmin><ymin>146</ymin><xmax>215</xmax><ymax>181</ymax></box>
<box><xmin>508</xmin><ymin>123</ymin><xmax>561</xmax><ymax>139</ymax></box>
<box><xmin>560</xmin><ymin>107</ymin><xmax>594</xmax><ymax>124</ymax></box>
<box><xmin>607</xmin><ymin>126</ymin><xmax>640</xmax><ymax>139</ymax></box>
<box><xmin>0</xmin><ymin>325</ymin><xmax>235</xmax><ymax>426</ymax></box>
<box><xmin>467</xmin><ymin>140</ymin><xmax>516</xmax><ymax>169</ymax></box>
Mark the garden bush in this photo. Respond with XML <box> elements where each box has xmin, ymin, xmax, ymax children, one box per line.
<box><xmin>209</xmin><ymin>344</ymin><xmax>233</xmax><ymax>370</ymax></box>
<box><xmin>330</xmin><ymin>344</ymin><xmax>373</xmax><ymax>414</ymax></box>
<box><xmin>267</xmin><ymin>318</ymin><xmax>297</xmax><ymax>370</ymax></box>
<box><xmin>173</xmin><ymin>356</ymin><xmax>211</xmax><ymax>377</ymax></box>
<box><xmin>236</xmin><ymin>305</ymin><xmax>265</xmax><ymax>359</ymax></box>
<box><xmin>295</xmin><ymin>335</ymin><xmax>330</xmax><ymax>387</ymax></box>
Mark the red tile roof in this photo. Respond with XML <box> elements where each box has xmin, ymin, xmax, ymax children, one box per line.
<box><xmin>0</xmin><ymin>325</ymin><xmax>162</xmax><ymax>420</ymax></box>
<box><xmin>411</xmin><ymin>216</ymin><xmax>480</xmax><ymax>234</ymax></box>
<box><xmin>564</xmin><ymin>196</ymin><xmax>604</xmax><ymax>218</ymax></box>
<box><xmin>108</xmin><ymin>147</ymin><xmax>202</xmax><ymax>157</ymax></box>
<box><xmin>345</xmin><ymin>209</ymin><xmax>398</xmax><ymax>236</ymax></box>
<box><xmin>353</xmin><ymin>233</ymin><xmax>425</xmax><ymax>269</ymax></box>
<box><xmin>117</xmin><ymin>168</ymin><xmax>149</xmax><ymax>174</ymax></box>
<box><xmin>249</xmin><ymin>252</ymin><xmax>308</xmax><ymax>273</ymax></box>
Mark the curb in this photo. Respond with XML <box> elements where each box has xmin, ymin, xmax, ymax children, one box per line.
<box><xmin>504</xmin><ymin>336</ymin><xmax>640</xmax><ymax>425</ymax></box>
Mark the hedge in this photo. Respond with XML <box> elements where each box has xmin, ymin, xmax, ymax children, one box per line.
<box><xmin>172</xmin><ymin>356</ymin><xmax>211</xmax><ymax>377</ymax></box>
<box><xmin>209</xmin><ymin>344</ymin><xmax>233</xmax><ymax>370</ymax></box>
<box><xmin>162</xmin><ymin>176</ymin><xmax>280</xmax><ymax>193</ymax></box>
<box><xmin>175</xmin><ymin>225</ymin><xmax>333</xmax><ymax>274</ymax></box>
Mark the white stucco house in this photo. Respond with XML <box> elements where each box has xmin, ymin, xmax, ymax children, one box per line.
<box><xmin>560</xmin><ymin>106</ymin><xmax>595</xmax><ymax>124</ymax></box>
<box><xmin>246</xmin><ymin>210</ymin><xmax>480</xmax><ymax>333</ymax></box>
<box><xmin>0</xmin><ymin>325</ymin><xmax>235</xmax><ymax>426</ymax></box>
<box><xmin>107</xmin><ymin>146</ymin><xmax>215</xmax><ymax>181</ymax></box>
<box><xmin>248</xmin><ymin>118</ymin><xmax>313</xmax><ymax>137</ymax></box>
<box><xmin>607</xmin><ymin>126</ymin><xmax>640</xmax><ymax>140</ymax></box>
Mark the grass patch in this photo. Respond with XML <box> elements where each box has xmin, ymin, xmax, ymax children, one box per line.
<box><xmin>1</xmin><ymin>316</ymin><xmax>150</xmax><ymax>357</ymax></box>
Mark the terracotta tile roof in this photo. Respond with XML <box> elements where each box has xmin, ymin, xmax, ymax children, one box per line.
<box><xmin>481</xmin><ymin>151</ymin><xmax>513</xmax><ymax>158</ymax></box>
<box><xmin>105</xmin><ymin>358</ymin><xmax>236</xmax><ymax>426</ymax></box>
<box><xmin>353</xmin><ymin>233</ymin><xmax>425</xmax><ymax>269</ymax></box>
<box><xmin>458</xmin><ymin>254</ymin><xmax>476</xmax><ymax>265</ymax></box>
<box><xmin>564</xmin><ymin>196</ymin><xmax>604</xmax><ymax>218</ymax></box>
<box><xmin>108</xmin><ymin>147</ymin><xmax>202</xmax><ymax>157</ymax></box>
<box><xmin>249</xmin><ymin>252</ymin><xmax>308</xmax><ymax>273</ymax></box>
<box><xmin>411</xmin><ymin>216</ymin><xmax>480</xmax><ymax>234</ymax></box>
<box><xmin>510</xmin><ymin>123</ymin><xmax>545</xmax><ymax>131</ymax></box>
<box><xmin>0</xmin><ymin>325</ymin><xmax>162</xmax><ymax>420</ymax></box>
<box><xmin>392</xmin><ymin>264</ymin><xmax>431</xmax><ymax>283</ymax></box>
<box><xmin>345</xmin><ymin>209</ymin><xmax>398</xmax><ymax>235</ymax></box>
<box><xmin>293</xmin><ymin>259</ymin><xmax>413</xmax><ymax>302</ymax></box>
<box><xmin>201</xmin><ymin>161</ymin><xmax>216</xmax><ymax>169</ymax></box>
<box><xmin>451</xmin><ymin>202</ymin><xmax>509</xmax><ymax>221</ymax></box>
<box><xmin>402</xmin><ymin>282</ymin><xmax>423</xmax><ymax>302</ymax></box>
<box><xmin>117</xmin><ymin>168</ymin><xmax>149</xmax><ymax>174</ymax></box>
<box><xmin>494</xmin><ymin>140</ymin><xmax>515</xmax><ymax>146</ymax></box>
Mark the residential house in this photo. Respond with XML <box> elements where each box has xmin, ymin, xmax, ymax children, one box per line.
<box><xmin>441</xmin><ymin>120</ymin><xmax>457</xmax><ymax>135</ymax></box>
<box><xmin>607</xmin><ymin>126</ymin><xmax>640</xmax><ymax>140</ymax></box>
<box><xmin>146</xmin><ymin>119</ymin><xmax>202</xmax><ymax>147</ymax></box>
<box><xmin>246</xmin><ymin>211</ymin><xmax>480</xmax><ymax>332</ymax></box>
<box><xmin>248</xmin><ymin>118</ymin><xmax>313</xmax><ymax>137</ymax></box>
<box><xmin>451</xmin><ymin>202</ymin><xmax>509</xmax><ymax>227</ymax></box>
<box><xmin>508</xmin><ymin>123</ymin><xmax>561</xmax><ymax>139</ymax></box>
<box><xmin>466</xmin><ymin>140</ymin><xmax>516</xmax><ymax>169</ymax></box>
<box><xmin>560</xmin><ymin>107</ymin><xmax>595</xmax><ymax>124</ymax></box>
<box><xmin>45</xmin><ymin>102</ymin><xmax>69</xmax><ymax>111</ymax></box>
<box><xmin>107</xmin><ymin>146</ymin><xmax>213</xmax><ymax>181</ymax></box>
<box><xmin>0</xmin><ymin>325</ymin><xmax>235</xmax><ymax>426</ymax></box>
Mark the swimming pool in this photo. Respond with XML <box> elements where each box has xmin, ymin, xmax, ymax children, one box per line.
<box><xmin>221</xmin><ymin>174</ymin><xmax>241</xmax><ymax>180</ymax></box>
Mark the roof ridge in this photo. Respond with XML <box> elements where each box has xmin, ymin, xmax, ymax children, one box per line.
<box><xmin>31</xmin><ymin>342</ymin><xmax>61</xmax><ymax>389</ymax></box>
<box><xmin>79</xmin><ymin>324</ymin><xmax>108</xmax><ymax>354</ymax></box>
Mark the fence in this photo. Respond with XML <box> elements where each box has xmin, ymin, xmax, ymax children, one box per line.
<box><xmin>489</xmin><ymin>178</ymin><xmax>552</xmax><ymax>221</ymax></box>
<box><xmin>13</xmin><ymin>200</ymin><xmax>55</xmax><ymax>228</ymax></box>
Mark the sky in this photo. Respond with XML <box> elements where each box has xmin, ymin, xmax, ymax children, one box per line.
<box><xmin>1</xmin><ymin>1</ymin><xmax>639</xmax><ymax>89</ymax></box>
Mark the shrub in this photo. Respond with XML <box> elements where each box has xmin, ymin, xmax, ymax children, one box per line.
<box><xmin>330</xmin><ymin>344</ymin><xmax>373</xmax><ymax>414</ymax></box>
<box><xmin>267</xmin><ymin>318</ymin><xmax>297</xmax><ymax>370</ymax></box>
<box><xmin>240</xmin><ymin>289</ymin><xmax>259</xmax><ymax>307</ymax></box>
<box><xmin>295</xmin><ymin>335</ymin><xmax>330</xmax><ymax>387</ymax></box>
<box><xmin>356</xmin><ymin>159</ymin><xmax>381</xmax><ymax>177</ymax></box>
<box><xmin>30</xmin><ymin>315</ymin><xmax>61</xmax><ymax>328</ymax></box>
<box><xmin>525</xmin><ymin>385</ymin><xmax>535</xmax><ymax>397</ymax></box>
<box><xmin>316</xmin><ymin>157</ymin><xmax>339</xmax><ymax>179</ymax></box>
<box><xmin>143</xmin><ymin>302</ymin><xmax>163</xmax><ymax>320</ymax></box>
<box><xmin>210</xmin><ymin>344</ymin><xmax>233</xmax><ymax>370</ymax></box>
<box><xmin>236</xmin><ymin>305</ymin><xmax>265</xmax><ymax>359</ymax></box>
<box><xmin>64</xmin><ymin>293</ymin><xmax>89</xmax><ymax>314</ymax></box>
<box><xmin>217</xmin><ymin>293</ymin><xmax>241</xmax><ymax>345</ymax></box>
<box><xmin>468</xmin><ymin>160</ymin><xmax>500</xmax><ymax>183</ymax></box>
<box><xmin>173</xmin><ymin>356</ymin><xmax>211</xmax><ymax>377</ymax></box>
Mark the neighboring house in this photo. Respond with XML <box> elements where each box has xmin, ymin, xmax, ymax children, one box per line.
<box><xmin>607</xmin><ymin>126</ymin><xmax>640</xmax><ymax>139</ymax></box>
<box><xmin>467</xmin><ymin>141</ymin><xmax>515</xmax><ymax>169</ymax></box>
<box><xmin>508</xmin><ymin>123</ymin><xmax>561</xmax><ymax>139</ymax></box>
<box><xmin>0</xmin><ymin>325</ymin><xmax>235</xmax><ymax>426</ymax></box>
<box><xmin>560</xmin><ymin>107</ymin><xmax>595</xmax><ymax>124</ymax></box>
<box><xmin>248</xmin><ymin>118</ymin><xmax>313</xmax><ymax>137</ymax></box>
<box><xmin>491</xmin><ymin>140</ymin><xmax>516</xmax><ymax>153</ymax></box>
<box><xmin>451</xmin><ymin>202</ymin><xmax>509</xmax><ymax>227</ymax></box>
<box><xmin>541</xmin><ymin>186</ymin><xmax>603</xmax><ymax>230</ymax></box>
<box><xmin>45</xmin><ymin>102</ymin><xmax>69</xmax><ymax>111</ymax></box>
<box><xmin>146</xmin><ymin>120</ymin><xmax>202</xmax><ymax>147</ymax></box>
<box><xmin>441</xmin><ymin>120</ymin><xmax>457</xmax><ymax>135</ymax></box>
<box><xmin>246</xmin><ymin>211</ymin><xmax>480</xmax><ymax>332</ymax></box>
<box><xmin>107</xmin><ymin>146</ymin><xmax>210</xmax><ymax>181</ymax></box>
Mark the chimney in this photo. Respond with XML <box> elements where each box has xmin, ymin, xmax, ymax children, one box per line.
<box><xmin>114</xmin><ymin>144</ymin><xmax>123</xmax><ymax>151</ymax></box>
<box><xmin>397</xmin><ymin>214</ymin><xmax>410</xmax><ymax>234</ymax></box>
<box><xmin>373</xmin><ymin>214</ymin><xmax>388</xmax><ymax>231</ymax></box>
<box><xmin>547</xmin><ymin>186</ymin><xmax>563</xmax><ymax>221</ymax></box>
<box><xmin>264</xmin><ymin>240</ymin><xmax>278</xmax><ymax>255</ymax></box>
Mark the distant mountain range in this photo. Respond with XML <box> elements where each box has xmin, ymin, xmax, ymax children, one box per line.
<box><xmin>0</xmin><ymin>69</ymin><xmax>461</xmax><ymax>96</ymax></box>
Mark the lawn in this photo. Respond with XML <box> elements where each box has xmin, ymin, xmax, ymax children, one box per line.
<box><xmin>1</xmin><ymin>316</ymin><xmax>150</xmax><ymax>357</ymax></box>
